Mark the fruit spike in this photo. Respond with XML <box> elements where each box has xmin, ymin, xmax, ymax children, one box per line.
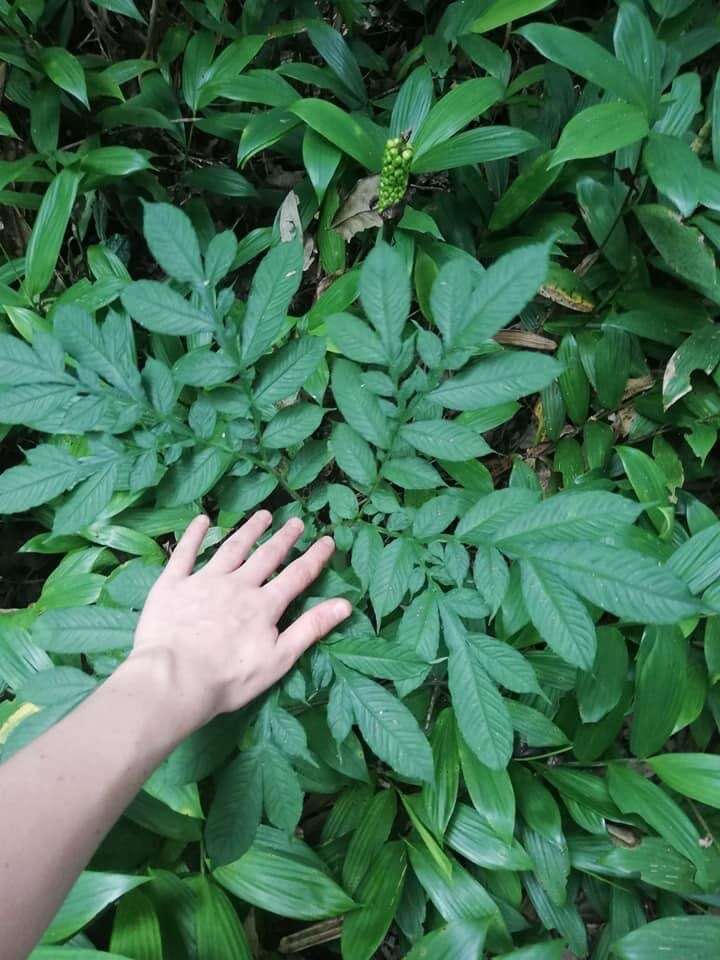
<box><xmin>377</xmin><ymin>136</ymin><xmax>413</xmax><ymax>212</ymax></box>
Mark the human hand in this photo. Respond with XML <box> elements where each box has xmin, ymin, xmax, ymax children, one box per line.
<box><xmin>129</xmin><ymin>512</ymin><xmax>351</xmax><ymax>732</ymax></box>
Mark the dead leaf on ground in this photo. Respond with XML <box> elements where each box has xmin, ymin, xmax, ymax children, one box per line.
<box><xmin>495</xmin><ymin>330</ymin><xmax>557</xmax><ymax>351</ymax></box>
<box><xmin>278</xmin><ymin>190</ymin><xmax>302</xmax><ymax>243</ymax></box>
<box><xmin>332</xmin><ymin>175</ymin><xmax>382</xmax><ymax>241</ymax></box>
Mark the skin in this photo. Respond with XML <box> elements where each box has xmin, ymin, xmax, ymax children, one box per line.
<box><xmin>0</xmin><ymin>511</ymin><xmax>351</xmax><ymax>960</ymax></box>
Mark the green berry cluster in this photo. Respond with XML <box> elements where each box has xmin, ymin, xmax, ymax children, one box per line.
<box><xmin>377</xmin><ymin>137</ymin><xmax>413</xmax><ymax>212</ymax></box>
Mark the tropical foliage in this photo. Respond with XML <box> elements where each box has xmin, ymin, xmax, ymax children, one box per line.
<box><xmin>2</xmin><ymin>0</ymin><xmax>720</xmax><ymax>957</ymax></box>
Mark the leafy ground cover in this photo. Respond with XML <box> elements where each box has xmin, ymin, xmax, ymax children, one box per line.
<box><xmin>2</xmin><ymin>0</ymin><xmax>720</xmax><ymax>957</ymax></box>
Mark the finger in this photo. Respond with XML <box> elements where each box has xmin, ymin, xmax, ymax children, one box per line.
<box><xmin>165</xmin><ymin>514</ymin><xmax>210</xmax><ymax>577</ymax></box>
<box><xmin>264</xmin><ymin>536</ymin><xmax>335</xmax><ymax>614</ymax></box>
<box><xmin>278</xmin><ymin>599</ymin><xmax>352</xmax><ymax>665</ymax></box>
<box><xmin>204</xmin><ymin>510</ymin><xmax>272</xmax><ymax>574</ymax></box>
<box><xmin>239</xmin><ymin>516</ymin><xmax>305</xmax><ymax>585</ymax></box>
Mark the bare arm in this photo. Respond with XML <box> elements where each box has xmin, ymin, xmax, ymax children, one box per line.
<box><xmin>0</xmin><ymin>512</ymin><xmax>350</xmax><ymax>960</ymax></box>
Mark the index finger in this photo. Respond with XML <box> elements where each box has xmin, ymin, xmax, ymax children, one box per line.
<box><xmin>263</xmin><ymin>536</ymin><xmax>336</xmax><ymax>615</ymax></box>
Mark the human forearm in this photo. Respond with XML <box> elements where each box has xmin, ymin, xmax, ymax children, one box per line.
<box><xmin>0</xmin><ymin>649</ymin><xmax>191</xmax><ymax>960</ymax></box>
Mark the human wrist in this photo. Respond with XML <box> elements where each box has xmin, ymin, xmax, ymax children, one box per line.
<box><xmin>113</xmin><ymin>647</ymin><xmax>213</xmax><ymax>746</ymax></box>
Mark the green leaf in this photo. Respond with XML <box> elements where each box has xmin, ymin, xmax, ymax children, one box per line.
<box><xmin>446</xmin><ymin>803</ymin><xmax>532</xmax><ymax>870</ymax></box>
<box><xmin>636</xmin><ymin>204</ymin><xmax>717</xmax><ymax>288</ymax></box>
<box><xmin>161</xmin><ymin>447</ymin><xmax>233</xmax><ymax>507</ymax></box>
<box><xmin>391</xmin><ymin>67</ymin><xmax>434</xmax><ymax>140</ymax></box>
<box><xmin>607</xmin><ymin>763</ymin><xmax>705</xmax><ymax>868</ymax></box>
<box><xmin>341</xmin><ymin>843</ymin><xmax>407</xmax><ymax>960</ymax></box>
<box><xmin>577</xmin><ymin>627</ymin><xmax>628</xmax><ymax>723</ymax></box>
<box><xmin>307</xmin><ymin>21</ymin><xmax>367</xmax><ymax>106</ymax></box>
<box><xmin>142</xmin><ymin>202</ymin><xmax>204</xmax><ymax>284</ymax></box>
<box><xmin>54</xmin><ymin>461</ymin><xmax>120</xmax><ymax>535</ymax></box>
<box><xmin>330</xmin><ymin>423</ymin><xmax>377</xmax><ymax>486</ymax></box>
<box><xmin>616</xmin><ymin>445</ymin><xmax>673</xmax><ymax>537</ymax></box>
<box><xmin>42</xmin><ymin>872</ymin><xmax>148</xmax><ymax>943</ymax></box>
<box><xmin>332</xmin><ymin>358</ymin><xmax>391</xmax><ymax>448</ymax></box>
<box><xmin>458</xmin><ymin>732</ymin><xmax>515</xmax><ymax>843</ymax></box>
<box><xmin>463</xmin><ymin>243</ymin><xmax>551</xmax><ymax>345</ymax></box>
<box><xmin>613</xmin><ymin>916</ymin><xmax>720</xmax><ymax>960</ymax></box>
<box><xmin>519</xmin><ymin>542</ymin><xmax>700</xmax><ymax>623</ymax></box>
<box><xmin>242</xmin><ymin>240</ymin><xmax>304</xmax><ymax>365</ymax></box>
<box><xmin>551</xmin><ymin>103</ymin><xmax>649</xmax><ymax>167</ymax></box>
<box><xmin>91</xmin><ymin>0</ymin><xmax>145</xmax><ymax>22</ymax></box>
<box><xmin>195</xmin><ymin>879</ymin><xmax>252</xmax><ymax>960</ymax></box>
<box><xmin>262</xmin><ymin>403</ymin><xmax>324</xmax><ymax>449</ymax></box>
<box><xmin>121</xmin><ymin>281</ymin><xmax>213</xmax><ymax>335</ymax></box>
<box><xmin>342</xmin><ymin>789</ymin><xmax>397</xmax><ymax>894</ymax></box>
<box><xmin>644</xmin><ymin>133</ymin><xmax>701</xmax><ymax>218</ymax></box>
<box><xmin>413</xmin><ymin>78</ymin><xmax>504</xmax><ymax>158</ymax></box>
<box><xmin>369</xmin><ymin>538</ymin><xmax>415</xmax><ymax>622</ymax></box>
<box><xmin>518</xmin><ymin>23</ymin><xmax>643</xmax><ymax>107</ymax></box>
<box><xmin>213</xmin><ymin>826</ymin><xmax>356</xmax><ymax>920</ymax></box>
<box><xmin>326</xmin><ymin>312</ymin><xmax>387</xmax><ymax>365</ymax></box>
<box><xmin>24</xmin><ymin>169</ymin><xmax>81</xmax><ymax>301</ymax></box>
<box><xmin>520</xmin><ymin>558</ymin><xmax>596</xmax><ymax>669</ymax></box>
<box><xmin>429</xmin><ymin>352</ymin><xmax>561</xmax><ymax>410</ymax></box>
<box><xmin>359</xmin><ymin>242</ymin><xmax>410</xmax><ymax>362</ymax></box>
<box><xmin>473</xmin><ymin>0</ymin><xmax>557</xmax><ymax>33</ymax></box>
<box><xmin>413</xmin><ymin>126</ymin><xmax>538</xmax><ymax>174</ymax></box>
<box><xmin>253</xmin><ymin>336</ymin><xmax>325</xmax><ymax>407</ymax></box>
<box><xmin>38</xmin><ymin>47</ymin><xmax>89</xmax><ymax>108</ymax></box>
<box><xmin>0</xmin><ymin>110</ymin><xmax>19</xmax><ymax>138</ymax></box>
<box><xmin>291</xmin><ymin>100</ymin><xmax>384</xmax><ymax>171</ymax></box>
<box><xmin>110</xmin><ymin>889</ymin><xmax>162</xmax><ymax>960</ymax></box>
<box><xmin>490</xmin><ymin>151</ymin><xmax>562</xmax><ymax>231</ymax></box>
<box><xmin>329</xmin><ymin>636</ymin><xmax>426</xmax><ymax>681</ymax></box>
<box><xmin>400</xmin><ymin>420</ymin><xmax>490</xmax><ymax>461</ymax></box>
<box><xmin>32</xmin><ymin>606</ymin><xmax>139</xmax><ymax>654</ymax></box>
<box><xmin>303</xmin><ymin>128</ymin><xmax>342</xmax><ymax>204</ymax></box>
<box><xmin>340</xmin><ymin>666</ymin><xmax>434</xmax><ymax>782</ymax></box>
<box><xmin>405</xmin><ymin>920</ymin><xmax>488</xmax><ymax>960</ymax></box>
<box><xmin>406</xmin><ymin>842</ymin><xmax>509</xmax><ymax>947</ymax></box>
<box><xmin>441</xmin><ymin>608</ymin><xmax>513</xmax><ymax>770</ymax></box>
<box><xmin>630</xmin><ymin>627</ymin><xmax>687</xmax><ymax>757</ymax></box>
<box><xmin>495</xmin><ymin>492</ymin><xmax>642</xmax><ymax>548</ymax></box>
<box><xmin>0</xmin><ymin>447</ymin><xmax>84</xmax><ymax>514</ymax></box>
<box><xmin>648</xmin><ymin>753</ymin><xmax>720</xmax><ymax>809</ymax></box>
<box><xmin>206</xmin><ymin>748</ymin><xmax>262</xmax><ymax>865</ymax></box>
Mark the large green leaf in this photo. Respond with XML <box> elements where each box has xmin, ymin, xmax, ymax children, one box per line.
<box><xmin>551</xmin><ymin>103</ymin><xmax>649</xmax><ymax>167</ymax></box>
<box><xmin>241</xmin><ymin>240</ymin><xmax>304</xmax><ymax>365</ymax></box>
<box><xmin>518</xmin><ymin>23</ymin><xmax>644</xmax><ymax>107</ymax></box>
<box><xmin>291</xmin><ymin>100</ymin><xmax>384</xmax><ymax>171</ymax></box>
<box><xmin>648</xmin><ymin>753</ymin><xmax>720</xmax><ymax>809</ymax></box>
<box><xmin>42</xmin><ymin>872</ymin><xmax>148</xmax><ymax>943</ymax></box>
<box><xmin>340</xmin><ymin>665</ymin><xmax>434</xmax><ymax>782</ymax></box>
<box><xmin>24</xmin><ymin>169</ymin><xmax>81</xmax><ymax>300</ymax></box>
<box><xmin>331</xmin><ymin>358</ymin><xmax>391</xmax><ymax>448</ymax></box>
<box><xmin>121</xmin><ymin>282</ymin><xmax>213</xmax><ymax>335</ymax></box>
<box><xmin>413</xmin><ymin>126</ymin><xmax>538</xmax><ymax>174</ymax></box>
<box><xmin>413</xmin><ymin>78</ymin><xmax>505</xmax><ymax>157</ymax></box>
<box><xmin>613</xmin><ymin>916</ymin><xmax>720</xmax><ymax>960</ymax></box>
<box><xmin>441</xmin><ymin>608</ymin><xmax>513</xmax><ymax>770</ymax></box>
<box><xmin>520</xmin><ymin>559</ymin><xmax>596</xmax><ymax>668</ymax></box>
<box><xmin>213</xmin><ymin>826</ymin><xmax>356</xmax><ymax>920</ymax></box>
<box><xmin>32</xmin><ymin>606</ymin><xmax>138</xmax><ymax>654</ymax></box>
<box><xmin>142</xmin><ymin>202</ymin><xmax>204</xmax><ymax>284</ymax></box>
<box><xmin>518</xmin><ymin>542</ymin><xmax>701</xmax><ymax>623</ymax></box>
<box><xmin>341</xmin><ymin>842</ymin><xmax>407</xmax><ymax>960</ymax></box>
<box><xmin>405</xmin><ymin>920</ymin><xmax>488</xmax><ymax>960</ymax></box>
<box><xmin>429</xmin><ymin>352</ymin><xmax>562</xmax><ymax>410</ymax></box>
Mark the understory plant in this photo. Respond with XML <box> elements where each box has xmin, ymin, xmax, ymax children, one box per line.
<box><xmin>2</xmin><ymin>0</ymin><xmax>720</xmax><ymax>958</ymax></box>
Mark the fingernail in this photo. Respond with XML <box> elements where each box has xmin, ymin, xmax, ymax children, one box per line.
<box><xmin>288</xmin><ymin>517</ymin><xmax>304</xmax><ymax>532</ymax></box>
<box><xmin>322</xmin><ymin>536</ymin><xmax>335</xmax><ymax>549</ymax></box>
<box><xmin>256</xmin><ymin>510</ymin><xmax>272</xmax><ymax>524</ymax></box>
<box><xmin>335</xmin><ymin>600</ymin><xmax>352</xmax><ymax>618</ymax></box>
